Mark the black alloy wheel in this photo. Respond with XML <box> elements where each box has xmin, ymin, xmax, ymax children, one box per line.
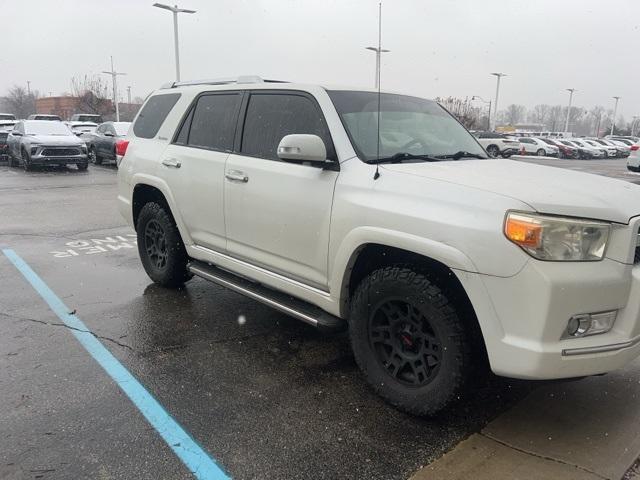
<box><xmin>144</xmin><ymin>219</ymin><xmax>168</xmax><ymax>271</ymax></box>
<box><xmin>369</xmin><ymin>299</ymin><xmax>441</xmax><ymax>387</ymax></box>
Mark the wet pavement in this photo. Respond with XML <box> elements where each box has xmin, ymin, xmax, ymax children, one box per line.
<box><xmin>0</xmin><ymin>158</ymin><xmax>632</xmax><ymax>479</ymax></box>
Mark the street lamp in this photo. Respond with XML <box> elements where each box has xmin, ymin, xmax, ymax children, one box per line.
<box><xmin>472</xmin><ymin>96</ymin><xmax>492</xmax><ymax>131</ymax></box>
<box><xmin>102</xmin><ymin>56</ymin><xmax>126</xmax><ymax>121</ymax></box>
<box><xmin>490</xmin><ymin>73</ymin><xmax>507</xmax><ymax>131</ymax></box>
<box><xmin>365</xmin><ymin>3</ymin><xmax>389</xmax><ymax>89</ymax></box>
<box><xmin>632</xmin><ymin>115</ymin><xmax>639</xmax><ymax>137</ymax></box>
<box><xmin>153</xmin><ymin>3</ymin><xmax>196</xmax><ymax>82</ymax></box>
<box><xmin>611</xmin><ymin>96</ymin><xmax>621</xmax><ymax>136</ymax></box>
<box><xmin>564</xmin><ymin>88</ymin><xmax>576</xmax><ymax>133</ymax></box>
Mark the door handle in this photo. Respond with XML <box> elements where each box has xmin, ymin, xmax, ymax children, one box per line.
<box><xmin>225</xmin><ymin>170</ymin><xmax>249</xmax><ymax>183</ymax></box>
<box><xmin>162</xmin><ymin>158</ymin><xmax>181</xmax><ymax>168</ymax></box>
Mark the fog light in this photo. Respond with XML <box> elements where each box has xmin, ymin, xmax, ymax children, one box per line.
<box><xmin>563</xmin><ymin>310</ymin><xmax>617</xmax><ymax>339</ymax></box>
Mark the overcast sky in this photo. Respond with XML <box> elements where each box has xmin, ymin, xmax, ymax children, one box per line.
<box><xmin>3</xmin><ymin>0</ymin><xmax>639</xmax><ymax>118</ymax></box>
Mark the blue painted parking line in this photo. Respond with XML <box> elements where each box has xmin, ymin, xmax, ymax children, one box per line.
<box><xmin>2</xmin><ymin>248</ymin><xmax>230</xmax><ymax>480</ymax></box>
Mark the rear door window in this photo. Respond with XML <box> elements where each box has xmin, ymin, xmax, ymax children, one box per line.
<box><xmin>133</xmin><ymin>93</ymin><xmax>181</xmax><ymax>139</ymax></box>
<box><xmin>183</xmin><ymin>94</ymin><xmax>241</xmax><ymax>151</ymax></box>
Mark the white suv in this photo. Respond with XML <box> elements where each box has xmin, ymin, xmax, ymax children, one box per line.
<box><xmin>118</xmin><ymin>76</ymin><xmax>640</xmax><ymax>415</ymax></box>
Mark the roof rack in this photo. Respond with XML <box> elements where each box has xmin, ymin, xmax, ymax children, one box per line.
<box><xmin>160</xmin><ymin>75</ymin><xmax>289</xmax><ymax>89</ymax></box>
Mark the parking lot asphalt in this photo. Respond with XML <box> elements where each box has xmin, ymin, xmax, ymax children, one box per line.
<box><xmin>0</xmin><ymin>157</ymin><xmax>632</xmax><ymax>480</ymax></box>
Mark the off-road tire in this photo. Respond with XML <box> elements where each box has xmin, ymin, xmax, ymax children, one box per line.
<box><xmin>136</xmin><ymin>202</ymin><xmax>192</xmax><ymax>288</ymax></box>
<box><xmin>349</xmin><ymin>266</ymin><xmax>473</xmax><ymax>416</ymax></box>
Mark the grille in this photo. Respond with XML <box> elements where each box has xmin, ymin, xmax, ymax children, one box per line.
<box><xmin>41</xmin><ymin>147</ymin><xmax>81</xmax><ymax>156</ymax></box>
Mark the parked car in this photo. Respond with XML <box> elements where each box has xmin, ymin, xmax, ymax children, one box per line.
<box><xmin>67</xmin><ymin>122</ymin><xmax>98</xmax><ymax>136</ymax></box>
<box><xmin>118</xmin><ymin>76</ymin><xmax>640</xmax><ymax>415</ymax></box>
<box><xmin>607</xmin><ymin>135</ymin><xmax>640</xmax><ymax>143</ymax></box>
<box><xmin>0</xmin><ymin>130</ymin><xmax>9</xmax><ymax>160</ymax></box>
<box><xmin>569</xmin><ymin>139</ymin><xmax>606</xmax><ymax>158</ymax></box>
<box><xmin>473</xmin><ymin>131</ymin><xmax>521</xmax><ymax>158</ymax></box>
<box><xmin>610</xmin><ymin>138</ymin><xmax>635</xmax><ymax>147</ymax></box>
<box><xmin>589</xmin><ymin>138</ymin><xmax>630</xmax><ymax>158</ymax></box>
<box><xmin>538</xmin><ymin>137</ymin><xmax>577</xmax><ymax>159</ymax></box>
<box><xmin>27</xmin><ymin>114</ymin><xmax>62</xmax><ymax>121</ymax></box>
<box><xmin>518</xmin><ymin>137</ymin><xmax>558</xmax><ymax>156</ymax></box>
<box><xmin>83</xmin><ymin>121</ymin><xmax>131</xmax><ymax>165</ymax></box>
<box><xmin>555</xmin><ymin>139</ymin><xmax>593</xmax><ymax>159</ymax></box>
<box><xmin>70</xmin><ymin>113</ymin><xmax>104</xmax><ymax>123</ymax></box>
<box><xmin>584</xmin><ymin>139</ymin><xmax>617</xmax><ymax>158</ymax></box>
<box><xmin>0</xmin><ymin>113</ymin><xmax>16</xmax><ymax>121</ymax></box>
<box><xmin>6</xmin><ymin>120</ymin><xmax>88</xmax><ymax>170</ymax></box>
<box><xmin>626</xmin><ymin>142</ymin><xmax>640</xmax><ymax>171</ymax></box>
<box><xmin>0</xmin><ymin>120</ymin><xmax>17</xmax><ymax>132</ymax></box>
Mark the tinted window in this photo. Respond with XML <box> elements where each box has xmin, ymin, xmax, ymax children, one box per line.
<box><xmin>185</xmin><ymin>94</ymin><xmax>240</xmax><ymax>151</ymax></box>
<box><xmin>241</xmin><ymin>93</ymin><xmax>333</xmax><ymax>160</ymax></box>
<box><xmin>174</xmin><ymin>108</ymin><xmax>193</xmax><ymax>145</ymax></box>
<box><xmin>133</xmin><ymin>93</ymin><xmax>181</xmax><ymax>139</ymax></box>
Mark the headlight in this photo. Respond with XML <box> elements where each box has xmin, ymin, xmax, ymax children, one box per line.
<box><xmin>504</xmin><ymin>212</ymin><xmax>610</xmax><ymax>261</ymax></box>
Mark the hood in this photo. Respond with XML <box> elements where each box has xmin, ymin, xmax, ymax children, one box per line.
<box><xmin>381</xmin><ymin>159</ymin><xmax>640</xmax><ymax>224</ymax></box>
<box><xmin>28</xmin><ymin>134</ymin><xmax>83</xmax><ymax>146</ymax></box>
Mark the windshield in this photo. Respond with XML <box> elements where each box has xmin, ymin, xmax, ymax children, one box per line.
<box><xmin>25</xmin><ymin>121</ymin><xmax>72</xmax><ymax>135</ymax></box>
<box><xmin>113</xmin><ymin>122</ymin><xmax>131</xmax><ymax>136</ymax></box>
<box><xmin>328</xmin><ymin>90</ymin><xmax>485</xmax><ymax>161</ymax></box>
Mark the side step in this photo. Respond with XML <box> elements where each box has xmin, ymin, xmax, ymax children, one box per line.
<box><xmin>187</xmin><ymin>260</ymin><xmax>346</xmax><ymax>332</ymax></box>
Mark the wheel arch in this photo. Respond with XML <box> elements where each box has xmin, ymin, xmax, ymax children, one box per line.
<box><xmin>338</xmin><ymin>242</ymin><xmax>489</xmax><ymax>367</ymax></box>
<box><xmin>131</xmin><ymin>179</ymin><xmax>192</xmax><ymax>246</ymax></box>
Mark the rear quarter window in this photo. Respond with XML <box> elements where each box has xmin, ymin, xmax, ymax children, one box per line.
<box><xmin>133</xmin><ymin>93</ymin><xmax>181</xmax><ymax>139</ymax></box>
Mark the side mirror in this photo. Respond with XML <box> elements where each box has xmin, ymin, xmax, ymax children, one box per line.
<box><xmin>277</xmin><ymin>134</ymin><xmax>326</xmax><ymax>163</ymax></box>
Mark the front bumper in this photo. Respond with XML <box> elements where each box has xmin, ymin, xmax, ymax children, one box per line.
<box><xmin>457</xmin><ymin>220</ymin><xmax>640</xmax><ymax>380</ymax></box>
<box><xmin>30</xmin><ymin>153</ymin><xmax>88</xmax><ymax>165</ymax></box>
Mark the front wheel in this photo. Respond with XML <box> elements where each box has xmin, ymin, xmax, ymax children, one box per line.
<box><xmin>486</xmin><ymin>145</ymin><xmax>500</xmax><ymax>158</ymax></box>
<box><xmin>90</xmin><ymin>147</ymin><xmax>102</xmax><ymax>165</ymax></box>
<box><xmin>136</xmin><ymin>202</ymin><xmax>192</xmax><ymax>288</ymax></box>
<box><xmin>77</xmin><ymin>161</ymin><xmax>88</xmax><ymax>171</ymax></box>
<box><xmin>349</xmin><ymin>266</ymin><xmax>473</xmax><ymax>416</ymax></box>
<box><xmin>536</xmin><ymin>149</ymin><xmax>546</xmax><ymax>157</ymax></box>
<box><xmin>21</xmin><ymin>149</ymin><xmax>32</xmax><ymax>171</ymax></box>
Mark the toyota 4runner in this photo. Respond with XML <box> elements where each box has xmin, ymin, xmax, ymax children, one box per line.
<box><xmin>117</xmin><ymin>76</ymin><xmax>640</xmax><ymax>415</ymax></box>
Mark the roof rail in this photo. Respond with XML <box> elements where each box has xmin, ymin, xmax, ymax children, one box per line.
<box><xmin>160</xmin><ymin>75</ymin><xmax>289</xmax><ymax>89</ymax></box>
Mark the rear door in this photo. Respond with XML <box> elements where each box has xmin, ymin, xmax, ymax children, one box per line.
<box><xmin>160</xmin><ymin>91</ymin><xmax>242</xmax><ymax>252</ymax></box>
<box><xmin>223</xmin><ymin>91</ymin><xmax>339</xmax><ymax>289</ymax></box>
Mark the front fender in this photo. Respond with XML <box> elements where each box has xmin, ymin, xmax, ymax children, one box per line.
<box><xmin>329</xmin><ymin>226</ymin><xmax>479</xmax><ymax>313</ymax></box>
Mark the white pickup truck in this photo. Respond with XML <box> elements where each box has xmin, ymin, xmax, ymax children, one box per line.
<box><xmin>117</xmin><ymin>76</ymin><xmax>640</xmax><ymax>415</ymax></box>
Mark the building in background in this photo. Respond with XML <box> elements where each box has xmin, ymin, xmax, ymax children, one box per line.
<box><xmin>35</xmin><ymin>96</ymin><xmax>141</xmax><ymax>121</ymax></box>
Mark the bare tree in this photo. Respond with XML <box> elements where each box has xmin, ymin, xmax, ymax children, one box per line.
<box><xmin>530</xmin><ymin>104</ymin><xmax>551</xmax><ymax>126</ymax></box>
<box><xmin>435</xmin><ymin>96</ymin><xmax>481</xmax><ymax>129</ymax></box>
<box><xmin>504</xmin><ymin>104</ymin><xmax>526</xmax><ymax>125</ymax></box>
<box><xmin>3</xmin><ymin>85</ymin><xmax>38</xmax><ymax>118</ymax></box>
<box><xmin>70</xmin><ymin>75</ymin><xmax>114</xmax><ymax>116</ymax></box>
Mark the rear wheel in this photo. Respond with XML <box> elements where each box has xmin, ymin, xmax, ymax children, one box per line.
<box><xmin>486</xmin><ymin>145</ymin><xmax>500</xmax><ymax>158</ymax></box>
<box><xmin>349</xmin><ymin>266</ymin><xmax>473</xmax><ymax>416</ymax></box>
<box><xmin>136</xmin><ymin>202</ymin><xmax>192</xmax><ymax>288</ymax></box>
<box><xmin>90</xmin><ymin>147</ymin><xmax>102</xmax><ymax>165</ymax></box>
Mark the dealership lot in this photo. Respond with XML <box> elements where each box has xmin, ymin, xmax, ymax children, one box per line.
<box><xmin>0</xmin><ymin>158</ymin><xmax>638</xmax><ymax>479</ymax></box>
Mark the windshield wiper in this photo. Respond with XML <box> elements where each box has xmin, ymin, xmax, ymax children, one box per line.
<box><xmin>435</xmin><ymin>151</ymin><xmax>487</xmax><ymax>160</ymax></box>
<box><xmin>367</xmin><ymin>152</ymin><xmax>443</xmax><ymax>165</ymax></box>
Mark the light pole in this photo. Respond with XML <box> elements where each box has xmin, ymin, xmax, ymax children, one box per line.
<box><xmin>26</xmin><ymin>81</ymin><xmax>31</xmax><ymax>96</ymax></box>
<box><xmin>153</xmin><ymin>3</ymin><xmax>196</xmax><ymax>82</ymax></box>
<box><xmin>611</xmin><ymin>96</ymin><xmax>621</xmax><ymax>136</ymax></box>
<box><xmin>472</xmin><ymin>96</ymin><xmax>492</xmax><ymax>131</ymax></box>
<box><xmin>365</xmin><ymin>3</ymin><xmax>389</xmax><ymax>89</ymax></box>
<box><xmin>632</xmin><ymin>116</ymin><xmax>639</xmax><ymax>137</ymax></box>
<box><xmin>127</xmin><ymin>86</ymin><xmax>132</xmax><ymax>105</ymax></box>
<box><xmin>102</xmin><ymin>56</ymin><xmax>126</xmax><ymax>121</ymax></box>
<box><xmin>564</xmin><ymin>88</ymin><xmax>576</xmax><ymax>133</ymax></box>
<box><xmin>490</xmin><ymin>73</ymin><xmax>506</xmax><ymax>131</ymax></box>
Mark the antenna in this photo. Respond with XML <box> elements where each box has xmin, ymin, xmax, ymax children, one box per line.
<box><xmin>374</xmin><ymin>2</ymin><xmax>382</xmax><ymax>180</ymax></box>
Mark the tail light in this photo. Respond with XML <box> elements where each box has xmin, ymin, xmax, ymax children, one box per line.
<box><xmin>631</xmin><ymin>145</ymin><xmax>639</xmax><ymax>151</ymax></box>
<box><xmin>115</xmin><ymin>139</ymin><xmax>129</xmax><ymax>157</ymax></box>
